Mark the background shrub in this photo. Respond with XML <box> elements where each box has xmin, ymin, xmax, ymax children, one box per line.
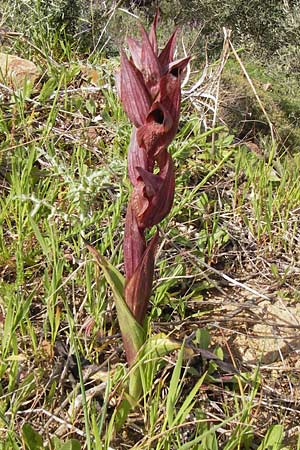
<box><xmin>2</xmin><ymin>0</ymin><xmax>300</xmax><ymax>148</ymax></box>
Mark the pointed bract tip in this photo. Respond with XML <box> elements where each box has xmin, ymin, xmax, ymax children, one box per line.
<box><xmin>120</xmin><ymin>50</ymin><xmax>151</xmax><ymax>127</ymax></box>
<box><xmin>149</xmin><ymin>9</ymin><xmax>160</xmax><ymax>54</ymax></box>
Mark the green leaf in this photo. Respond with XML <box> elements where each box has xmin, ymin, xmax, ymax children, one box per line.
<box><xmin>136</xmin><ymin>333</ymin><xmax>184</xmax><ymax>400</ymax></box>
<box><xmin>140</xmin><ymin>333</ymin><xmax>195</xmax><ymax>364</ymax></box>
<box><xmin>86</xmin><ymin>243</ymin><xmax>145</xmax><ymax>352</ymax></box>
<box><xmin>166</xmin><ymin>343</ymin><xmax>184</xmax><ymax>427</ymax></box>
<box><xmin>86</xmin><ymin>243</ymin><xmax>145</xmax><ymax>400</ymax></box>
<box><xmin>141</xmin><ymin>333</ymin><xmax>182</xmax><ymax>359</ymax></box>
<box><xmin>22</xmin><ymin>424</ymin><xmax>43</xmax><ymax>450</ymax></box>
<box><xmin>194</xmin><ymin>328</ymin><xmax>211</xmax><ymax>349</ymax></box>
<box><xmin>257</xmin><ymin>424</ymin><xmax>284</xmax><ymax>450</ymax></box>
<box><xmin>86</xmin><ymin>98</ymin><xmax>96</xmax><ymax>115</ymax></box>
<box><xmin>60</xmin><ymin>439</ymin><xmax>81</xmax><ymax>450</ymax></box>
<box><xmin>115</xmin><ymin>398</ymin><xmax>132</xmax><ymax>431</ymax></box>
<box><xmin>199</xmin><ymin>430</ymin><xmax>219</xmax><ymax>450</ymax></box>
<box><xmin>28</xmin><ymin>215</ymin><xmax>50</xmax><ymax>259</ymax></box>
<box><xmin>49</xmin><ymin>437</ymin><xmax>81</xmax><ymax>450</ymax></box>
<box><xmin>50</xmin><ymin>436</ymin><xmax>63</xmax><ymax>449</ymax></box>
<box><xmin>174</xmin><ymin>371</ymin><xmax>207</xmax><ymax>426</ymax></box>
<box><xmin>38</xmin><ymin>77</ymin><xmax>57</xmax><ymax>102</ymax></box>
<box><xmin>214</xmin><ymin>346</ymin><xmax>224</xmax><ymax>360</ymax></box>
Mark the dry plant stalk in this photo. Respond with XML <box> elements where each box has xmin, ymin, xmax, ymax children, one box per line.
<box><xmin>116</xmin><ymin>12</ymin><xmax>190</xmax><ymax>366</ymax></box>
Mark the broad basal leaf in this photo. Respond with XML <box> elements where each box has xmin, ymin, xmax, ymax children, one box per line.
<box><xmin>86</xmin><ymin>243</ymin><xmax>145</xmax><ymax>367</ymax></box>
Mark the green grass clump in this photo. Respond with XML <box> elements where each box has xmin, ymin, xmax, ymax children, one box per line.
<box><xmin>221</xmin><ymin>58</ymin><xmax>300</xmax><ymax>149</ymax></box>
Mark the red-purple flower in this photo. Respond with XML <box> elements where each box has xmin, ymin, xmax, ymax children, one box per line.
<box><xmin>117</xmin><ymin>13</ymin><xmax>190</xmax><ymax>365</ymax></box>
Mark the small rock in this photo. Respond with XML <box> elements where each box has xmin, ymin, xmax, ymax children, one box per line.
<box><xmin>234</xmin><ymin>300</ymin><xmax>300</xmax><ymax>364</ymax></box>
<box><xmin>80</xmin><ymin>64</ymin><xmax>100</xmax><ymax>85</ymax></box>
<box><xmin>0</xmin><ymin>53</ymin><xmax>40</xmax><ymax>89</ymax></box>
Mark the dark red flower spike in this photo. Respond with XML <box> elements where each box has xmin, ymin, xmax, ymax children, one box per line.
<box><xmin>117</xmin><ymin>13</ymin><xmax>189</xmax><ymax>349</ymax></box>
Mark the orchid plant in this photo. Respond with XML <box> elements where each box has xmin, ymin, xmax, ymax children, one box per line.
<box><xmin>88</xmin><ymin>13</ymin><xmax>189</xmax><ymax>403</ymax></box>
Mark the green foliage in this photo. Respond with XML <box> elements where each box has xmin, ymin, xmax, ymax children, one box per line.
<box><xmin>1</xmin><ymin>0</ymin><xmax>80</xmax><ymax>57</ymax></box>
<box><xmin>149</xmin><ymin>0</ymin><xmax>300</xmax><ymax>60</ymax></box>
<box><xmin>221</xmin><ymin>58</ymin><xmax>300</xmax><ymax>149</ymax></box>
<box><xmin>0</xmin><ymin>5</ymin><xmax>299</xmax><ymax>448</ymax></box>
<box><xmin>2</xmin><ymin>0</ymin><xmax>81</xmax><ymax>35</ymax></box>
<box><xmin>22</xmin><ymin>424</ymin><xmax>81</xmax><ymax>450</ymax></box>
<box><xmin>256</xmin><ymin>424</ymin><xmax>285</xmax><ymax>450</ymax></box>
<box><xmin>40</xmin><ymin>0</ymin><xmax>82</xmax><ymax>35</ymax></box>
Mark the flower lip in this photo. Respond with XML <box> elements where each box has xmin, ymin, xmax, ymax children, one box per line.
<box><xmin>149</xmin><ymin>108</ymin><xmax>164</xmax><ymax>124</ymax></box>
<box><xmin>170</xmin><ymin>67</ymin><xmax>180</xmax><ymax>77</ymax></box>
<box><xmin>146</xmin><ymin>101</ymin><xmax>173</xmax><ymax>130</ymax></box>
